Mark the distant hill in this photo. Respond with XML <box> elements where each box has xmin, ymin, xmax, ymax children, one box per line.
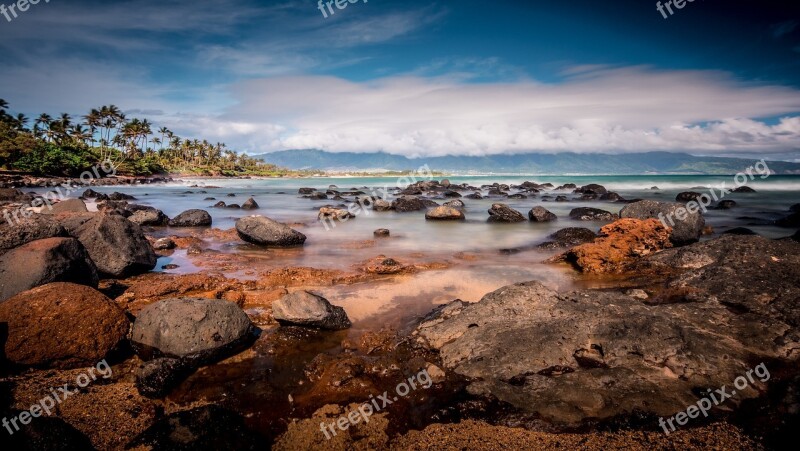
<box><xmin>253</xmin><ymin>149</ymin><xmax>800</xmax><ymax>175</ymax></box>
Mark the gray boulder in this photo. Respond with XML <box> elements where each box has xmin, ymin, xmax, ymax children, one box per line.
<box><xmin>487</xmin><ymin>203</ymin><xmax>525</xmax><ymax>223</ymax></box>
<box><xmin>620</xmin><ymin>200</ymin><xmax>705</xmax><ymax>245</ymax></box>
<box><xmin>528</xmin><ymin>206</ymin><xmax>557</xmax><ymax>222</ymax></box>
<box><xmin>72</xmin><ymin>215</ymin><xmax>157</xmax><ymax>277</ymax></box>
<box><xmin>0</xmin><ymin>237</ymin><xmax>99</xmax><ymax>301</ymax></box>
<box><xmin>129</xmin><ymin>207</ymin><xmax>169</xmax><ymax>226</ymax></box>
<box><xmin>242</xmin><ymin>198</ymin><xmax>259</xmax><ymax>210</ymax></box>
<box><xmin>0</xmin><ymin>214</ymin><xmax>68</xmax><ymax>255</ymax></box>
<box><xmin>272</xmin><ymin>291</ymin><xmax>351</xmax><ymax>330</ymax></box>
<box><xmin>236</xmin><ymin>216</ymin><xmax>306</xmax><ymax>246</ymax></box>
<box><xmin>169</xmin><ymin>209</ymin><xmax>212</xmax><ymax>227</ymax></box>
<box><xmin>568</xmin><ymin>207</ymin><xmax>615</xmax><ymax>221</ymax></box>
<box><xmin>131</xmin><ymin>297</ymin><xmax>256</xmax><ymax>365</ymax></box>
<box><xmin>44</xmin><ymin>198</ymin><xmax>88</xmax><ymax>214</ymax></box>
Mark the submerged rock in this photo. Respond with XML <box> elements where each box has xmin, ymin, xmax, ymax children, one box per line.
<box><xmin>372</xmin><ymin>199</ymin><xmax>392</xmax><ymax>211</ymax></box>
<box><xmin>373</xmin><ymin>228</ymin><xmax>390</xmax><ymax>238</ymax></box>
<box><xmin>272</xmin><ymin>291</ymin><xmax>351</xmax><ymax>330</ymax></box>
<box><xmin>0</xmin><ymin>282</ymin><xmax>129</xmax><ymax>369</ymax></box>
<box><xmin>528</xmin><ymin>206</ymin><xmax>557</xmax><ymax>222</ymax></box>
<box><xmin>568</xmin><ymin>207</ymin><xmax>615</xmax><ymax>221</ymax></box>
<box><xmin>714</xmin><ymin>200</ymin><xmax>737</xmax><ymax>210</ymax></box>
<box><xmin>236</xmin><ymin>216</ymin><xmax>307</xmax><ymax>246</ymax></box>
<box><xmin>537</xmin><ymin>227</ymin><xmax>597</xmax><ymax>250</ymax></box>
<box><xmin>392</xmin><ymin>196</ymin><xmax>427</xmax><ymax>212</ymax></box>
<box><xmin>425</xmin><ymin>206</ymin><xmax>465</xmax><ymax>220</ymax></box>
<box><xmin>487</xmin><ymin>203</ymin><xmax>525</xmax><ymax>223</ymax></box>
<box><xmin>169</xmin><ymin>209</ymin><xmax>212</xmax><ymax>227</ymax></box>
<box><xmin>318</xmin><ymin>207</ymin><xmax>355</xmax><ymax>221</ymax></box>
<box><xmin>0</xmin><ymin>237</ymin><xmax>99</xmax><ymax>300</ymax></box>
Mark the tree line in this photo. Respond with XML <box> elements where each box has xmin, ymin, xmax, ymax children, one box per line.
<box><xmin>0</xmin><ymin>99</ymin><xmax>303</xmax><ymax>177</ymax></box>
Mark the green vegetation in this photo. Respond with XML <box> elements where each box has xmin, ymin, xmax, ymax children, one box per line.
<box><xmin>0</xmin><ymin>99</ymin><xmax>310</xmax><ymax>177</ymax></box>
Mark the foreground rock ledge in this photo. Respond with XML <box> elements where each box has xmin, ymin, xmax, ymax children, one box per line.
<box><xmin>413</xmin><ymin>235</ymin><xmax>800</xmax><ymax>426</ymax></box>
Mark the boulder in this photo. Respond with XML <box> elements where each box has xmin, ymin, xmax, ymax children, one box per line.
<box><xmin>555</xmin><ymin>184</ymin><xmax>577</xmax><ymax>190</ymax></box>
<box><xmin>619</xmin><ymin>200</ymin><xmax>705</xmax><ymax>245</ymax></box>
<box><xmin>537</xmin><ymin>227</ymin><xmax>597</xmax><ymax>250</ymax></box>
<box><xmin>213</xmin><ymin>201</ymin><xmax>226</xmax><ymax>208</ymax></box>
<box><xmin>559</xmin><ymin>219</ymin><xmax>672</xmax><ymax>273</ymax></box>
<box><xmin>318</xmin><ymin>207</ymin><xmax>354</xmax><ymax>221</ymax></box>
<box><xmin>45</xmin><ymin>198</ymin><xmax>88</xmax><ymax>214</ymax></box>
<box><xmin>599</xmin><ymin>192</ymin><xmax>624</xmax><ymax>202</ymax></box>
<box><xmin>487</xmin><ymin>203</ymin><xmax>525</xmax><ymax>223</ymax></box>
<box><xmin>81</xmin><ymin>188</ymin><xmax>101</xmax><ymax>198</ymax></box>
<box><xmin>298</xmin><ymin>187</ymin><xmax>316</xmax><ymax>195</ymax></box>
<box><xmin>374</xmin><ymin>228</ymin><xmax>390</xmax><ymax>238</ymax></box>
<box><xmin>444</xmin><ymin>199</ymin><xmax>465</xmax><ymax>209</ymax></box>
<box><xmin>129</xmin><ymin>207</ymin><xmax>169</xmax><ymax>226</ymax></box>
<box><xmin>676</xmin><ymin>191</ymin><xmax>708</xmax><ymax>203</ymax></box>
<box><xmin>153</xmin><ymin>237</ymin><xmax>176</xmax><ymax>250</ymax></box>
<box><xmin>730</xmin><ymin>186</ymin><xmax>756</xmax><ymax>193</ymax></box>
<box><xmin>0</xmin><ymin>188</ymin><xmax>31</xmax><ymax>202</ymax></box>
<box><xmin>372</xmin><ymin>199</ymin><xmax>392</xmax><ymax>211</ymax></box>
<box><xmin>714</xmin><ymin>200</ymin><xmax>737</xmax><ymax>210</ymax></box>
<box><xmin>528</xmin><ymin>207</ymin><xmax>557</xmax><ymax>222</ymax></box>
<box><xmin>108</xmin><ymin>192</ymin><xmax>137</xmax><ymax>201</ymax></box>
<box><xmin>272</xmin><ymin>291</ymin><xmax>351</xmax><ymax>330</ymax></box>
<box><xmin>555</xmin><ymin>196</ymin><xmax>569</xmax><ymax>202</ymax></box>
<box><xmin>575</xmin><ymin>184</ymin><xmax>607</xmax><ymax>194</ymax></box>
<box><xmin>568</xmin><ymin>207</ymin><xmax>615</xmax><ymax>221</ymax></box>
<box><xmin>0</xmin><ymin>282</ymin><xmax>129</xmax><ymax>369</ymax></box>
<box><xmin>169</xmin><ymin>209</ymin><xmax>212</xmax><ymax>227</ymax></box>
<box><xmin>723</xmin><ymin>227</ymin><xmax>757</xmax><ymax>235</ymax></box>
<box><xmin>465</xmin><ymin>192</ymin><xmax>483</xmax><ymax>200</ymax></box>
<box><xmin>0</xmin><ymin>237</ymin><xmax>99</xmax><ymax>301</ymax></box>
<box><xmin>236</xmin><ymin>216</ymin><xmax>306</xmax><ymax>246</ymax></box>
<box><xmin>72</xmin><ymin>215</ymin><xmax>158</xmax><ymax>277</ymax></box>
<box><xmin>425</xmin><ymin>206</ymin><xmax>465</xmax><ymax>221</ymax></box>
<box><xmin>242</xmin><ymin>198</ymin><xmax>259</xmax><ymax>210</ymax></box>
<box><xmin>392</xmin><ymin>196</ymin><xmax>427</xmax><ymax>212</ymax></box>
<box><xmin>131</xmin><ymin>297</ymin><xmax>255</xmax><ymax>365</ymax></box>
<box><xmin>0</xmin><ymin>214</ymin><xmax>67</xmax><ymax>255</ymax></box>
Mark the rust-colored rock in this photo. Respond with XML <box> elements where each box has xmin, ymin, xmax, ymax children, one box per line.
<box><xmin>0</xmin><ymin>282</ymin><xmax>130</xmax><ymax>369</ymax></box>
<box><xmin>563</xmin><ymin>218</ymin><xmax>672</xmax><ymax>274</ymax></box>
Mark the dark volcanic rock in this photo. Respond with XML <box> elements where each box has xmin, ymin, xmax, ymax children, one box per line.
<box><xmin>714</xmin><ymin>200</ymin><xmax>737</xmax><ymax>210</ymax></box>
<box><xmin>126</xmin><ymin>405</ymin><xmax>263</xmax><ymax>450</ymax></box>
<box><xmin>537</xmin><ymin>227</ymin><xmax>597</xmax><ymax>250</ymax></box>
<box><xmin>487</xmin><ymin>203</ymin><xmax>525</xmax><ymax>223</ymax></box>
<box><xmin>676</xmin><ymin>191</ymin><xmax>709</xmax><ymax>203</ymax></box>
<box><xmin>776</xmin><ymin>212</ymin><xmax>800</xmax><ymax>228</ymax></box>
<box><xmin>730</xmin><ymin>186</ymin><xmax>756</xmax><ymax>193</ymax></box>
<box><xmin>0</xmin><ymin>237</ymin><xmax>99</xmax><ymax>300</ymax></box>
<box><xmin>414</xmin><ymin>235</ymin><xmax>800</xmax><ymax>426</ymax></box>
<box><xmin>242</xmin><ymin>197</ymin><xmax>259</xmax><ymax>210</ymax></box>
<box><xmin>135</xmin><ymin>357</ymin><xmax>194</xmax><ymax>399</ymax></box>
<box><xmin>213</xmin><ymin>201</ymin><xmax>226</xmax><ymax>208</ymax></box>
<box><xmin>723</xmin><ymin>227</ymin><xmax>758</xmax><ymax>235</ymax></box>
<box><xmin>0</xmin><ymin>282</ymin><xmax>129</xmax><ymax>369</ymax></box>
<box><xmin>108</xmin><ymin>192</ymin><xmax>137</xmax><ymax>201</ymax></box>
<box><xmin>528</xmin><ymin>206</ymin><xmax>557</xmax><ymax>222</ymax></box>
<box><xmin>81</xmin><ymin>188</ymin><xmax>101</xmax><ymax>198</ymax></box>
<box><xmin>465</xmin><ymin>192</ymin><xmax>483</xmax><ymax>200</ymax></box>
<box><xmin>599</xmin><ymin>192</ymin><xmax>624</xmax><ymax>202</ymax></box>
<box><xmin>72</xmin><ymin>215</ymin><xmax>157</xmax><ymax>278</ymax></box>
<box><xmin>575</xmin><ymin>184</ymin><xmax>607</xmax><ymax>194</ymax></box>
<box><xmin>568</xmin><ymin>207</ymin><xmax>615</xmax><ymax>221</ymax></box>
<box><xmin>620</xmin><ymin>200</ymin><xmax>705</xmax><ymax>245</ymax></box>
<box><xmin>391</xmin><ymin>196</ymin><xmax>427</xmax><ymax>212</ymax></box>
<box><xmin>0</xmin><ymin>214</ymin><xmax>67</xmax><ymax>255</ymax></box>
<box><xmin>131</xmin><ymin>297</ymin><xmax>256</xmax><ymax>365</ymax></box>
<box><xmin>235</xmin><ymin>215</ymin><xmax>306</xmax><ymax>246</ymax></box>
<box><xmin>555</xmin><ymin>184</ymin><xmax>577</xmax><ymax>190</ymax></box>
<box><xmin>46</xmin><ymin>198</ymin><xmax>89</xmax><ymax>214</ymax></box>
<box><xmin>374</xmin><ymin>228</ymin><xmax>390</xmax><ymax>238</ymax></box>
<box><xmin>169</xmin><ymin>209</ymin><xmax>212</xmax><ymax>227</ymax></box>
<box><xmin>272</xmin><ymin>291</ymin><xmax>351</xmax><ymax>330</ymax></box>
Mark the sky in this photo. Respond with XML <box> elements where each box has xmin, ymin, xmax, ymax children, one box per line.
<box><xmin>1</xmin><ymin>0</ymin><xmax>800</xmax><ymax>160</ymax></box>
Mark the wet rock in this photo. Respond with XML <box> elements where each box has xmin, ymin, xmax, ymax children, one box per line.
<box><xmin>318</xmin><ymin>207</ymin><xmax>355</xmax><ymax>221</ymax></box>
<box><xmin>169</xmin><ymin>209</ymin><xmax>212</xmax><ymax>227</ymax></box>
<box><xmin>444</xmin><ymin>199</ymin><xmax>465</xmax><ymax>209</ymax></box>
<box><xmin>536</xmin><ymin>227</ymin><xmax>597</xmax><ymax>250</ymax></box>
<box><xmin>620</xmin><ymin>200</ymin><xmax>705</xmax><ymax>245</ymax></box>
<box><xmin>465</xmin><ymin>192</ymin><xmax>483</xmax><ymax>200</ymax></box>
<box><xmin>425</xmin><ymin>206</ymin><xmax>465</xmax><ymax>221</ymax></box>
<box><xmin>372</xmin><ymin>199</ymin><xmax>392</xmax><ymax>211</ymax></box>
<box><xmin>599</xmin><ymin>192</ymin><xmax>624</xmax><ymax>202</ymax></box>
<box><xmin>421</xmin><ymin>199</ymin><xmax>440</xmax><ymax>208</ymax></box>
<box><xmin>227</xmin><ymin>193</ymin><xmax>236</xmax><ymax>197</ymax></box>
<box><xmin>443</xmin><ymin>190</ymin><xmax>462</xmax><ymax>198</ymax></box>
<box><xmin>242</xmin><ymin>198</ymin><xmax>259</xmax><ymax>210</ymax></box>
<box><xmin>305</xmin><ymin>191</ymin><xmax>328</xmax><ymax>200</ymax></box>
<box><xmin>487</xmin><ymin>203</ymin><xmax>525</xmax><ymax>223</ymax></box>
<box><xmin>714</xmin><ymin>200</ymin><xmax>737</xmax><ymax>210</ymax></box>
<box><xmin>153</xmin><ymin>238</ymin><xmax>176</xmax><ymax>250</ymax></box>
<box><xmin>676</xmin><ymin>191</ymin><xmax>708</xmax><ymax>203</ymax></box>
<box><xmin>0</xmin><ymin>282</ymin><xmax>129</xmax><ymax>369</ymax></box>
<box><xmin>272</xmin><ymin>291</ymin><xmax>351</xmax><ymax>330</ymax></box>
<box><xmin>392</xmin><ymin>196</ymin><xmax>427</xmax><ymax>213</ymax></box>
<box><xmin>555</xmin><ymin>195</ymin><xmax>569</xmax><ymax>202</ymax></box>
<box><xmin>72</xmin><ymin>215</ymin><xmax>157</xmax><ymax>278</ymax></box>
<box><xmin>730</xmin><ymin>186</ymin><xmax>756</xmax><ymax>193</ymax></box>
<box><xmin>135</xmin><ymin>357</ymin><xmax>194</xmax><ymax>399</ymax></box>
<box><xmin>568</xmin><ymin>207</ymin><xmax>615</xmax><ymax>221</ymax></box>
<box><xmin>528</xmin><ymin>206</ymin><xmax>557</xmax><ymax>222</ymax></box>
<box><xmin>374</xmin><ymin>228</ymin><xmax>390</xmax><ymax>238</ymax></box>
<box><xmin>558</xmin><ymin>219</ymin><xmax>672</xmax><ymax>273</ymax></box>
<box><xmin>0</xmin><ymin>237</ymin><xmax>99</xmax><ymax>300</ymax></box>
<box><xmin>0</xmin><ymin>214</ymin><xmax>67</xmax><ymax>255</ymax></box>
<box><xmin>126</xmin><ymin>405</ymin><xmax>263</xmax><ymax>450</ymax></box>
<box><xmin>81</xmin><ymin>188</ymin><xmax>101</xmax><ymax>198</ymax></box>
<box><xmin>213</xmin><ymin>201</ymin><xmax>226</xmax><ymax>208</ymax></box>
<box><xmin>131</xmin><ymin>297</ymin><xmax>256</xmax><ymax>365</ymax></box>
<box><xmin>0</xmin><ymin>188</ymin><xmax>31</xmax><ymax>202</ymax></box>
<box><xmin>298</xmin><ymin>187</ymin><xmax>316</xmax><ymax>195</ymax></box>
<box><xmin>46</xmin><ymin>198</ymin><xmax>88</xmax><ymax>214</ymax></box>
<box><xmin>555</xmin><ymin>184</ymin><xmax>577</xmax><ymax>190</ymax></box>
<box><xmin>108</xmin><ymin>192</ymin><xmax>137</xmax><ymax>201</ymax></box>
<box><xmin>575</xmin><ymin>184</ymin><xmax>607</xmax><ymax>194</ymax></box>
<box><xmin>129</xmin><ymin>207</ymin><xmax>168</xmax><ymax>226</ymax></box>
<box><xmin>723</xmin><ymin>227</ymin><xmax>758</xmax><ymax>235</ymax></box>
<box><xmin>236</xmin><ymin>215</ymin><xmax>306</xmax><ymax>246</ymax></box>
<box><xmin>225</xmin><ymin>204</ymin><xmax>241</xmax><ymax>209</ymax></box>
<box><xmin>507</xmin><ymin>193</ymin><xmax>527</xmax><ymax>199</ymax></box>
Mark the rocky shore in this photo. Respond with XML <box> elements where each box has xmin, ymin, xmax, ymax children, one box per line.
<box><xmin>0</xmin><ymin>177</ymin><xmax>798</xmax><ymax>450</ymax></box>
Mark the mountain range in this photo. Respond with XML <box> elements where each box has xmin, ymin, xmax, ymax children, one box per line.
<box><xmin>253</xmin><ymin>150</ymin><xmax>800</xmax><ymax>175</ymax></box>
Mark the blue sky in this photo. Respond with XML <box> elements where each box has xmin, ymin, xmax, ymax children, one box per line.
<box><xmin>1</xmin><ymin>0</ymin><xmax>799</xmax><ymax>160</ymax></box>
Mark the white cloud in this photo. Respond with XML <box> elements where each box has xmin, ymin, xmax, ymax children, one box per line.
<box><xmin>188</xmin><ymin>66</ymin><xmax>800</xmax><ymax>157</ymax></box>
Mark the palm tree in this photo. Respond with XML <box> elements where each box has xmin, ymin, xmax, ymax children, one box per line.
<box><xmin>35</xmin><ymin>114</ymin><xmax>52</xmax><ymax>141</ymax></box>
<box><xmin>15</xmin><ymin>114</ymin><xmax>28</xmax><ymax>131</ymax></box>
<box><xmin>0</xmin><ymin>99</ymin><xmax>8</xmax><ymax>110</ymax></box>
